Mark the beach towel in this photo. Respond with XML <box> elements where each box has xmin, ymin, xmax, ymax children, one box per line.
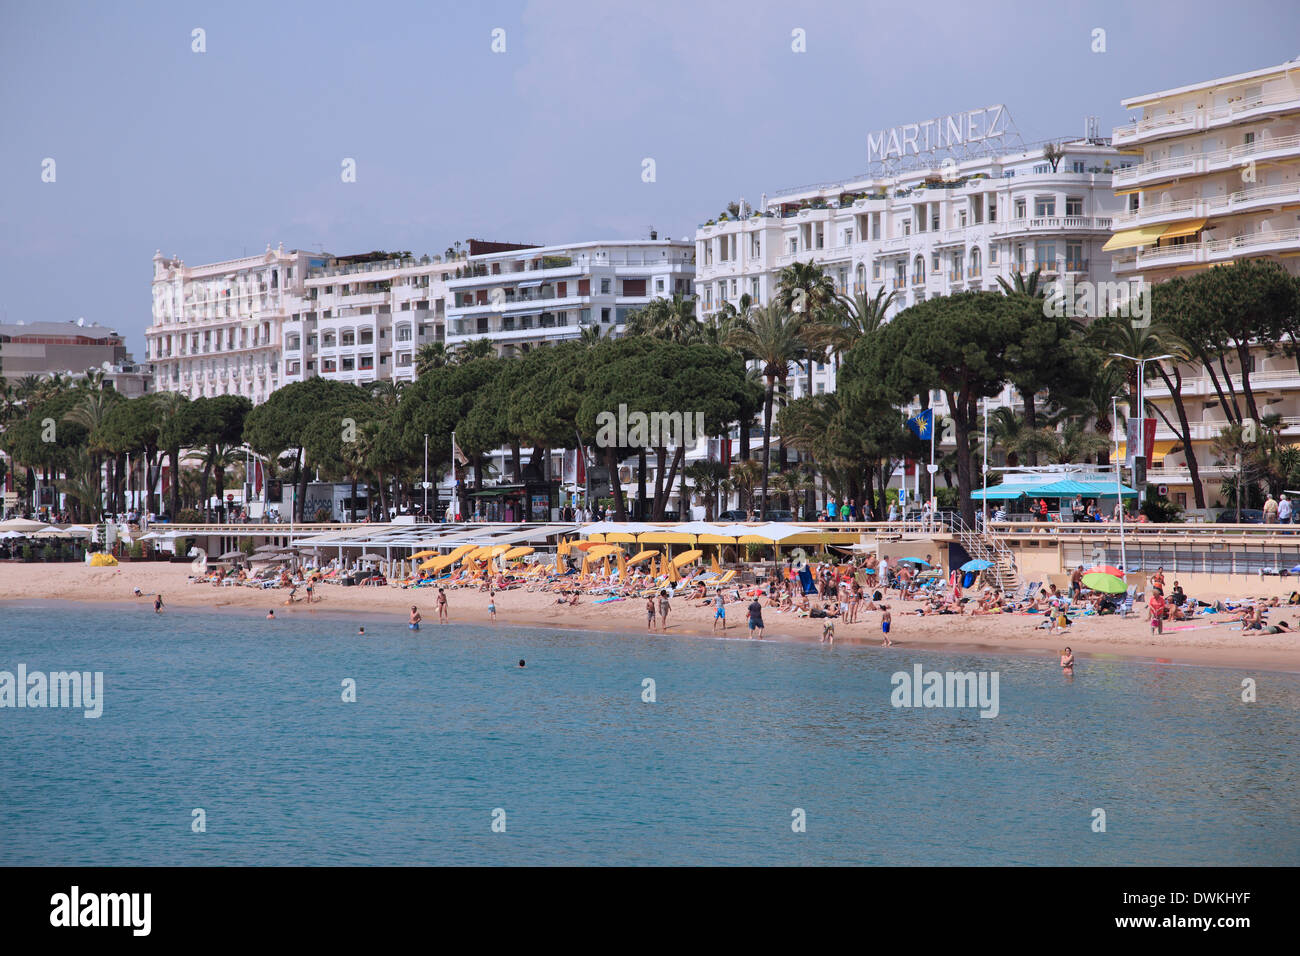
<box><xmin>798</xmin><ymin>568</ymin><xmax>817</xmax><ymax>595</ymax></box>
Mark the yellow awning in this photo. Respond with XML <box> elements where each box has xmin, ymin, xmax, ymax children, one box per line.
<box><xmin>696</xmin><ymin>533</ymin><xmax>739</xmax><ymax>544</ymax></box>
<box><xmin>1117</xmin><ymin>439</ymin><xmax>1181</xmax><ymax>459</ymax></box>
<box><xmin>1113</xmin><ymin>187</ymin><xmax>1144</xmax><ymax>197</ymax></box>
<box><xmin>638</xmin><ymin>531</ymin><xmax>696</xmax><ymax>544</ymax></box>
<box><xmin>672</xmin><ymin>549</ymin><xmax>703</xmax><ymax>568</ymax></box>
<box><xmin>1102</xmin><ymin>225</ymin><xmax>1167</xmax><ymax>252</ymax></box>
<box><xmin>1160</xmin><ymin>218</ymin><xmax>1206</xmax><ymax>240</ymax></box>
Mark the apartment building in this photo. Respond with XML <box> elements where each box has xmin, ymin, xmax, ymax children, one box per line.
<box><xmin>280</xmin><ymin>249</ymin><xmax>470</xmax><ymax>388</ymax></box>
<box><xmin>146</xmin><ymin>244</ymin><xmax>320</xmax><ymax>403</ymax></box>
<box><xmin>696</xmin><ymin>137</ymin><xmax>1125</xmax><ymax>398</ymax></box>
<box><xmin>1108</xmin><ymin>58</ymin><xmax>1300</xmax><ymax>512</ymax></box>
<box><xmin>443</xmin><ymin>238</ymin><xmax>696</xmax><ymax>357</ymax></box>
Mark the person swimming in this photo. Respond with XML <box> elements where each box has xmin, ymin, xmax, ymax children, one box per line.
<box><xmin>357</xmin><ymin>626</ymin><xmax>365</xmax><ymax>635</ymax></box>
<box><xmin>518</xmin><ymin>659</ymin><xmax>526</xmax><ymax>668</ymax></box>
<box><xmin>267</xmin><ymin>610</ymin><xmax>275</xmax><ymax>620</ymax></box>
<box><xmin>153</xmin><ymin>593</ymin><xmax>164</xmax><ymax>614</ymax></box>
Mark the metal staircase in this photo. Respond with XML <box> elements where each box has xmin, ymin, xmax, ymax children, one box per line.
<box><xmin>949</xmin><ymin>515</ymin><xmax>1021</xmax><ymax>593</ymax></box>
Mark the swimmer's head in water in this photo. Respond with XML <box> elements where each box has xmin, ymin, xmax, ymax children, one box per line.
<box><xmin>518</xmin><ymin>660</ymin><xmax>525</xmax><ymax>668</ymax></box>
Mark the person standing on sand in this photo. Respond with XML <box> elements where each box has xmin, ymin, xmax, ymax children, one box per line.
<box><xmin>305</xmin><ymin>579</ymin><xmax>313</xmax><ymax>604</ymax></box>
<box><xmin>646</xmin><ymin>596</ymin><xmax>657</xmax><ymax>632</ymax></box>
<box><xmin>487</xmin><ymin>594</ymin><xmax>497</xmax><ymax>622</ymax></box>
<box><xmin>713</xmin><ymin>592</ymin><xmax>727</xmax><ymax>631</ymax></box>
<box><xmin>746</xmin><ymin>598</ymin><xmax>764</xmax><ymax>639</ymax></box>
<box><xmin>154</xmin><ymin>593</ymin><xmax>164</xmax><ymax>613</ymax></box>
<box><xmin>436</xmin><ymin>588</ymin><xmax>448</xmax><ymax>624</ymax></box>
<box><xmin>658</xmin><ymin>590</ymin><xmax>671</xmax><ymax>630</ymax></box>
<box><xmin>409</xmin><ymin>605</ymin><xmax>422</xmax><ymax>631</ymax></box>
<box><xmin>1148</xmin><ymin>591</ymin><xmax>1166</xmax><ymax>634</ymax></box>
<box><xmin>1069</xmin><ymin>566</ymin><xmax>1083</xmax><ymax>601</ymax></box>
<box><xmin>880</xmin><ymin>605</ymin><xmax>893</xmax><ymax>646</ymax></box>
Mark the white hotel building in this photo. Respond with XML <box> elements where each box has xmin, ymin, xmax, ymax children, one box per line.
<box><xmin>1106</xmin><ymin>57</ymin><xmax>1300</xmax><ymax>511</ymax></box>
<box><xmin>695</xmin><ymin>135</ymin><xmax>1127</xmax><ymax>399</ymax></box>
<box><xmin>146</xmin><ymin>244</ymin><xmax>321</xmax><ymax>404</ymax></box>
<box><xmin>443</xmin><ymin>238</ymin><xmax>696</xmax><ymax>356</ymax></box>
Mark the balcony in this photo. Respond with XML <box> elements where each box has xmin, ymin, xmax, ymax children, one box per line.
<box><xmin>1134</xmin><ymin>227</ymin><xmax>1300</xmax><ymax>269</ymax></box>
<box><xmin>995</xmin><ymin>216</ymin><xmax>1112</xmax><ymax>236</ymax></box>
<box><xmin>1114</xmin><ymin>180</ymin><xmax>1300</xmax><ymax>228</ymax></box>
<box><xmin>1113</xmin><ymin>133</ymin><xmax>1300</xmax><ymax>189</ymax></box>
<box><xmin>1112</xmin><ymin>87</ymin><xmax>1300</xmax><ymax>147</ymax></box>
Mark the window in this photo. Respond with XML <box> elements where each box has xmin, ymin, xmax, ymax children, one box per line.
<box><xmin>913</xmin><ymin>255</ymin><xmax>925</xmax><ymax>283</ymax></box>
<box><xmin>1066</xmin><ymin>241</ymin><xmax>1083</xmax><ymax>272</ymax></box>
<box><xmin>1034</xmin><ymin>197</ymin><xmax>1056</xmax><ymax>217</ymax></box>
<box><xmin>601</xmin><ymin>308</ymin><xmax>612</xmax><ymax>323</ymax></box>
<box><xmin>958</xmin><ymin>210</ymin><xmax>967</xmax><ymax>228</ymax></box>
<box><xmin>1033</xmin><ymin>163</ymin><xmax>1050</xmax><ymax>174</ymax></box>
<box><xmin>1066</xmin><ymin>197</ymin><xmax>1083</xmax><ymax>217</ymax></box>
<box><xmin>902</xmin><ymin>220</ymin><xmax>911</xmax><ymax>237</ymax></box>
<box><xmin>1034</xmin><ymin>241</ymin><xmax>1057</xmax><ymax>271</ymax></box>
<box><xmin>600</xmin><ymin>278</ymin><xmax>611</xmax><ymax>294</ymax></box>
<box><xmin>655</xmin><ymin>277</ymin><xmax>665</xmax><ymax>293</ymax></box>
<box><xmin>750</xmin><ymin>233</ymin><xmax>761</xmax><ymax>257</ymax></box>
<box><xmin>1014</xmin><ymin>199</ymin><xmax>1026</xmax><ymax>219</ymax></box>
<box><xmin>750</xmin><ymin>277</ymin><xmax>759</xmax><ymax>297</ymax></box>
<box><xmin>730</xmin><ymin>278</ymin><xmax>738</xmax><ymax>296</ymax></box>
<box><xmin>988</xmin><ymin>198</ymin><xmax>997</xmax><ymax>223</ymax></box>
<box><xmin>970</xmin><ymin>247</ymin><xmax>982</xmax><ymax>276</ymax></box>
<box><xmin>788</xmin><ymin>238</ymin><xmax>798</xmax><ymax>255</ymax></box>
<box><xmin>1244</xmin><ymin>131</ymin><xmax>1256</xmax><ymax>146</ymax></box>
<box><xmin>930</xmin><ymin>251</ymin><xmax>939</xmax><ymax>272</ymax></box>
<box><xmin>873</xmin><ymin>261</ymin><xmax>882</xmax><ymax>279</ymax></box>
<box><xmin>1071</xmin><ymin>161</ymin><xmax>1085</xmax><ymax>174</ymax></box>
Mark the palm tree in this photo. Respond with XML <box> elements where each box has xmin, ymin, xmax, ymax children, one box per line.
<box><xmin>776</xmin><ymin>261</ymin><xmax>835</xmax><ymax>396</ymax></box>
<box><xmin>453</xmin><ymin>338</ymin><xmax>496</xmax><ymax>363</ymax></box>
<box><xmin>416</xmin><ymin>342</ymin><xmax>450</xmax><ymax>375</ymax></box>
<box><xmin>815</xmin><ymin>287</ymin><xmax>897</xmax><ymax>370</ymax></box>
<box><xmin>63</xmin><ymin>386</ymin><xmax>121</xmax><ymax>520</ymax></box>
<box><xmin>624</xmin><ymin>293</ymin><xmax>699</xmax><ymax>342</ymax></box>
<box><xmin>578</xmin><ymin>323</ymin><xmax>612</xmax><ymax>346</ymax></box>
<box><xmin>683</xmin><ymin>460</ymin><xmax>727</xmax><ymax>520</ymax></box>
<box><xmin>995</xmin><ymin>267</ymin><xmax>1045</xmax><ymax>297</ymax></box>
<box><xmin>728</xmin><ymin>459</ymin><xmax>763</xmax><ymax>516</ymax></box>
<box><xmin>725</xmin><ymin>303</ymin><xmax>805</xmax><ymax>516</ymax></box>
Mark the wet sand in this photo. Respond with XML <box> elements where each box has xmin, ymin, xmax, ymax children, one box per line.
<box><xmin>3</xmin><ymin>562</ymin><xmax>1299</xmax><ymax>673</ymax></box>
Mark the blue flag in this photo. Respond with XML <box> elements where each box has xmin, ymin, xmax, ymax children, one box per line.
<box><xmin>907</xmin><ymin>408</ymin><xmax>934</xmax><ymax>440</ymax></box>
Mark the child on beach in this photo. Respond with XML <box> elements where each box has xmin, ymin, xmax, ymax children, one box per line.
<box><xmin>488</xmin><ymin>596</ymin><xmax>497</xmax><ymax>622</ymax></box>
<box><xmin>713</xmin><ymin>593</ymin><xmax>726</xmax><ymax>631</ymax></box>
<box><xmin>154</xmin><ymin>594</ymin><xmax>164</xmax><ymax>614</ymax></box>
<box><xmin>821</xmin><ymin>617</ymin><xmax>835</xmax><ymax>644</ymax></box>
<box><xmin>1148</xmin><ymin>591</ymin><xmax>1166</xmax><ymax>634</ymax></box>
<box><xmin>646</xmin><ymin>596</ymin><xmax>657</xmax><ymax>632</ymax></box>
<box><xmin>880</xmin><ymin>606</ymin><xmax>893</xmax><ymax>646</ymax></box>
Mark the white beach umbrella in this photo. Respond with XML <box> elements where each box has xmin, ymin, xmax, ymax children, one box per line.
<box><xmin>0</xmin><ymin>518</ymin><xmax>50</xmax><ymax>534</ymax></box>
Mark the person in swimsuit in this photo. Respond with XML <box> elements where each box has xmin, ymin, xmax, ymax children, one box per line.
<box><xmin>880</xmin><ymin>605</ymin><xmax>893</xmax><ymax>646</ymax></box>
<box><xmin>1261</xmin><ymin>620</ymin><xmax>1291</xmax><ymax>634</ymax></box>
<box><xmin>305</xmin><ymin>580</ymin><xmax>313</xmax><ymax>604</ymax></box>
<box><xmin>746</xmin><ymin>599</ymin><xmax>764</xmax><ymax>639</ymax></box>
<box><xmin>821</xmin><ymin>617</ymin><xmax>835</xmax><ymax>644</ymax></box>
<box><xmin>154</xmin><ymin>593</ymin><xmax>164</xmax><ymax>614</ymax></box>
<box><xmin>357</xmin><ymin>626</ymin><xmax>365</xmax><ymax>635</ymax></box>
<box><xmin>713</xmin><ymin>593</ymin><xmax>726</xmax><ymax>631</ymax></box>
<box><xmin>1148</xmin><ymin>592</ymin><xmax>1166</xmax><ymax>635</ymax></box>
<box><xmin>646</xmin><ymin>596</ymin><xmax>657</xmax><ymax>631</ymax></box>
<box><xmin>409</xmin><ymin>605</ymin><xmax>422</xmax><ymax>630</ymax></box>
<box><xmin>267</xmin><ymin>609</ymin><xmax>275</xmax><ymax>620</ymax></box>
<box><xmin>658</xmin><ymin>591</ymin><xmax>671</xmax><ymax>630</ymax></box>
<box><xmin>1060</xmin><ymin>646</ymin><xmax>1075</xmax><ymax>672</ymax></box>
<box><xmin>436</xmin><ymin>588</ymin><xmax>448</xmax><ymax>624</ymax></box>
<box><xmin>488</xmin><ymin>596</ymin><xmax>497</xmax><ymax>622</ymax></box>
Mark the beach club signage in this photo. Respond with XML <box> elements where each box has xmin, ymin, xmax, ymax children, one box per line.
<box><xmin>867</xmin><ymin>105</ymin><xmax>1011</xmax><ymax>163</ymax></box>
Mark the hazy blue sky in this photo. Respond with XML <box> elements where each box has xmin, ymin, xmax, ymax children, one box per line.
<box><xmin>3</xmin><ymin>1</ymin><xmax>1300</xmax><ymax>353</ymax></box>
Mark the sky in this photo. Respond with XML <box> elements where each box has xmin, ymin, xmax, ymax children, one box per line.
<box><xmin>3</xmin><ymin>0</ymin><xmax>1300</xmax><ymax>354</ymax></box>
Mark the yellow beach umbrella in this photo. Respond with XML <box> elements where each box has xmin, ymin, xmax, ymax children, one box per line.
<box><xmin>711</xmin><ymin>552</ymin><xmax>722</xmax><ymax>573</ymax></box>
<box><xmin>672</xmin><ymin>549</ymin><xmax>703</xmax><ymax>569</ymax></box>
<box><xmin>410</xmin><ymin>550</ymin><xmax>437</xmax><ymax>559</ymax></box>
<box><xmin>586</xmin><ymin>544</ymin><xmax>622</xmax><ymax>559</ymax></box>
<box><xmin>616</xmin><ymin>551</ymin><xmax>628</xmax><ymax>578</ymax></box>
<box><xmin>503</xmin><ymin>546</ymin><xmax>534</xmax><ymax>561</ymax></box>
<box><xmin>627</xmin><ymin>549</ymin><xmax>659</xmax><ymax>566</ymax></box>
<box><xmin>585</xmin><ymin>532</ymin><xmax>606</xmax><ymax>542</ymax></box>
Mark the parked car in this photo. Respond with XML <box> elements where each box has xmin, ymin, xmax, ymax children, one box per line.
<box><xmin>1216</xmin><ymin>508</ymin><xmax>1265</xmax><ymax>524</ymax></box>
<box><xmin>716</xmin><ymin>509</ymin><xmax>795</xmax><ymax>522</ymax></box>
<box><xmin>717</xmin><ymin>510</ymin><xmax>749</xmax><ymax>521</ymax></box>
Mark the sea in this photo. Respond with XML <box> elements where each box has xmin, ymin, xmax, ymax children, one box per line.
<box><xmin>1</xmin><ymin>602</ymin><xmax>1297</xmax><ymax>865</ymax></box>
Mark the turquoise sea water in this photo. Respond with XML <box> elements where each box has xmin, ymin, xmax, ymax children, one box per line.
<box><xmin>1</xmin><ymin>601</ymin><xmax>1297</xmax><ymax>866</ymax></box>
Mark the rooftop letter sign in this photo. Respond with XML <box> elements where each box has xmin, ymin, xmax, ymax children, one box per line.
<box><xmin>867</xmin><ymin>105</ymin><xmax>1011</xmax><ymax>162</ymax></box>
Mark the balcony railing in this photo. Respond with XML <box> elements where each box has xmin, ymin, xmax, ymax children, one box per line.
<box><xmin>1114</xmin><ymin>132</ymin><xmax>1300</xmax><ymax>187</ymax></box>
<box><xmin>1114</xmin><ymin>180</ymin><xmax>1300</xmax><ymax>227</ymax></box>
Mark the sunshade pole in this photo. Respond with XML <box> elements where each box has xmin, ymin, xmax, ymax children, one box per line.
<box><xmin>1114</xmin><ymin>396</ymin><xmax>1127</xmax><ymax>574</ymax></box>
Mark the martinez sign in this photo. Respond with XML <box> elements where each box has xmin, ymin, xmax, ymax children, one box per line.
<box><xmin>867</xmin><ymin>105</ymin><xmax>1010</xmax><ymax>162</ymax></box>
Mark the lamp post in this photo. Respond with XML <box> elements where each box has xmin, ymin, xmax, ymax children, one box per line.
<box><xmin>1113</xmin><ymin>396</ymin><xmax>1127</xmax><ymax>574</ymax></box>
<box><xmin>1110</xmin><ymin>351</ymin><xmax>1173</xmax><ymax>505</ymax></box>
<box><xmin>423</xmin><ymin>433</ymin><xmax>429</xmax><ymax>519</ymax></box>
<box><xmin>982</xmin><ymin>398</ymin><xmax>989</xmax><ymax>531</ymax></box>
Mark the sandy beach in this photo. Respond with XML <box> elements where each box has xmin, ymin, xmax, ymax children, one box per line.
<box><xmin>3</xmin><ymin>561</ymin><xmax>1299</xmax><ymax>673</ymax></box>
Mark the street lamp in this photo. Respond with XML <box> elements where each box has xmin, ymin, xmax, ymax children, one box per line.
<box><xmin>1113</xmin><ymin>396</ymin><xmax>1127</xmax><ymax>574</ymax></box>
<box><xmin>1110</xmin><ymin>352</ymin><xmax>1173</xmax><ymax>503</ymax></box>
<box><xmin>423</xmin><ymin>433</ymin><xmax>429</xmax><ymax>518</ymax></box>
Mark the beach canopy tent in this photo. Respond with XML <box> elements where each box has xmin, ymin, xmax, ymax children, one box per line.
<box><xmin>970</xmin><ymin>477</ymin><xmax>1138</xmax><ymax>501</ymax></box>
<box><xmin>0</xmin><ymin>518</ymin><xmax>49</xmax><ymax>534</ymax></box>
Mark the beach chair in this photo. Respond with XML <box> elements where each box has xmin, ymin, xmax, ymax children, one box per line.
<box><xmin>1118</xmin><ymin>586</ymin><xmax>1137</xmax><ymax>618</ymax></box>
